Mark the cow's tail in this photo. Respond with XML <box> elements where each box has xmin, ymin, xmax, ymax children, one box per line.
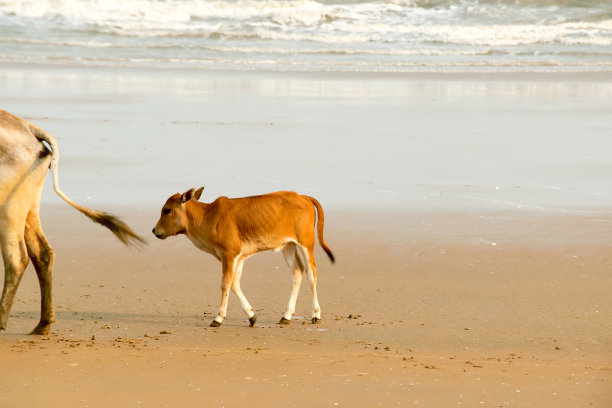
<box><xmin>30</xmin><ymin>124</ymin><xmax>146</xmax><ymax>248</ymax></box>
<box><xmin>303</xmin><ymin>195</ymin><xmax>335</xmax><ymax>263</ymax></box>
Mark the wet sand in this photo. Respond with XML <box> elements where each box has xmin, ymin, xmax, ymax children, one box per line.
<box><xmin>3</xmin><ymin>66</ymin><xmax>612</xmax><ymax>211</ymax></box>
<box><xmin>1</xmin><ymin>207</ymin><xmax>611</xmax><ymax>407</ymax></box>
<box><xmin>1</xmin><ymin>66</ymin><xmax>612</xmax><ymax>407</ymax></box>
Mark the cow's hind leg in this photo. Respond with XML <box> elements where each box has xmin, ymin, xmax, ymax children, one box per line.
<box><xmin>279</xmin><ymin>243</ymin><xmax>304</xmax><ymax>325</ymax></box>
<box><xmin>25</xmin><ymin>209</ymin><xmax>55</xmax><ymax>335</ymax></box>
<box><xmin>0</xmin><ymin>217</ymin><xmax>30</xmax><ymax>332</ymax></box>
<box><xmin>230</xmin><ymin>259</ymin><xmax>256</xmax><ymax>327</ymax></box>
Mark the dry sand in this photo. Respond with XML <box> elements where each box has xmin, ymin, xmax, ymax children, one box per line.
<box><xmin>1</xmin><ymin>206</ymin><xmax>611</xmax><ymax>407</ymax></box>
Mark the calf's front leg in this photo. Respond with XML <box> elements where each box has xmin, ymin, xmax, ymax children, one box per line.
<box><xmin>210</xmin><ymin>255</ymin><xmax>238</xmax><ymax>327</ymax></box>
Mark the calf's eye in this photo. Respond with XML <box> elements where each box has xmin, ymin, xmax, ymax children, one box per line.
<box><xmin>162</xmin><ymin>208</ymin><xmax>171</xmax><ymax>215</ymax></box>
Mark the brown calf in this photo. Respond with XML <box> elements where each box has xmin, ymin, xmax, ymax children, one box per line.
<box><xmin>0</xmin><ymin>110</ymin><xmax>144</xmax><ymax>334</ymax></box>
<box><xmin>152</xmin><ymin>188</ymin><xmax>334</xmax><ymax>327</ymax></box>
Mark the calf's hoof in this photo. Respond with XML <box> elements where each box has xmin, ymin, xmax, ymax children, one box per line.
<box><xmin>30</xmin><ymin>322</ymin><xmax>52</xmax><ymax>335</ymax></box>
<box><xmin>278</xmin><ymin>317</ymin><xmax>291</xmax><ymax>325</ymax></box>
<box><xmin>210</xmin><ymin>320</ymin><xmax>222</xmax><ymax>328</ymax></box>
<box><xmin>311</xmin><ymin>317</ymin><xmax>321</xmax><ymax>324</ymax></box>
<box><xmin>249</xmin><ymin>316</ymin><xmax>257</xmax><ymax>327</ymax></box>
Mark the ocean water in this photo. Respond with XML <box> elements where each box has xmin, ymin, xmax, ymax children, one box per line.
<box><xmin>1</xmin><ymin>0</ymin><xmax>611</xmax><ymax>73</ymax></box>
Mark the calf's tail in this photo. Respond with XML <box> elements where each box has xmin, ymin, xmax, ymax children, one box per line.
<box><xmin>303</xmin><ymin>195</ymin><xmax>335</xmax><ymax>263</ymax></box>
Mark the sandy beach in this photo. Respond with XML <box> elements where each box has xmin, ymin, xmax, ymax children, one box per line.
<box><xmin>2</xmin><ymin>207</ymin><xmax>611</xmax><ymax>407</ymax></box>
<box><xmin>1</xmin><ymin>66</ymin><xmax>612</xmax><ymax>407</ymax></box>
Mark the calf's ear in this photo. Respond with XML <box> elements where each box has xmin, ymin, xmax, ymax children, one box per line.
<box><xmin>181</xmin><ymin>188</ymin><xmax>196</xmax><ymax>203</ymax></box>
<box><xmin>193</xmin><ymin>186</ymin><xmax>204</xmax><ymax>201</ymax></box>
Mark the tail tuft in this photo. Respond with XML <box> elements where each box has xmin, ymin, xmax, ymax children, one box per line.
<box><xmin>84</xmin><ymin>209</ymin><xmax>146</xmax><ymax>248</ymax></box>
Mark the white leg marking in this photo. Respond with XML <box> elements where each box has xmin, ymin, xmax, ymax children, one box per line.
<box><xmin>215</xmin><ymin>253</ymin><xmax>241</xmax><ymax>324</ymax></box>
<box><xmin>297</xmin><ymin>244</ymin><xmax>321</xmax><ymax>320</ymax></box>
<box><xmin>231</xmin><ymin>259</ymin><xmax>255</xmax><ymax>318</ymax></box>
<box><xmin>282</xmin><ymin>244</ymin><xmax>303</xmax><ymax>321</ymax></box>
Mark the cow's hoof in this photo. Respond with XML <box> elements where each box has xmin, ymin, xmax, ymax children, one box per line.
<box><xmin>278</xmin><ymin>317</ymin><xmax>291</xmax><ymax>325</ymax></box>
<box><xmin>210</xmin><ymin>320</ymin><xmax>222</xmax><ymax>327</ymax></box>
<box><xmin>311</xmin><ymin>317</ymin><xmax>320</xmax><ymax>324</ymax></box>
<box><xmin>249</xmin><ymin>316</ymin><xmax>257</xmax><ymax>327</ymax></box>
<box><xmin>29</xmin><ymin>322</ymin><xmax>51</xmax><ymax>335</ymax></box>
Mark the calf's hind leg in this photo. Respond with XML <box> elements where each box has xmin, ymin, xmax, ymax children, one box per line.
<box><xmin>300</xmin><ymin>245</ymin><xmax>321</xmax><ymax>323</ymax></box>
<box><xmin>25</xmin><ymin>209</ymin><xmax>55</xmax><ymax>335</ymax></box>
<box><xmin>279</xmin><ymin>243</ymin><xmax>304</xmax><ymax>325</ymax></box>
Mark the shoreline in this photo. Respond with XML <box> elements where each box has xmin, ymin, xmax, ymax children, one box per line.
<box><xmin>30</xmin><ymin>201</ymin><xmax>612</xmax><ymax>244</ymax></box>
<box><xmin>41</xmin><ymin>203</ymin><xmax>612</xmax><ymax>245</ymax></box>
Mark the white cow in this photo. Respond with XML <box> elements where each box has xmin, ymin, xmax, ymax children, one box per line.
<box><xmin>0</xmin><ymin>110</ymin><xmax>144</xmax><ymax>334</ymax></box>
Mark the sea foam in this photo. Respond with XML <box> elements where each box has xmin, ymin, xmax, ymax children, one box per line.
<box><xmin>0</xmin><ymin>0</ymin><xmax>610</xmax><ymax>72</ymax></box>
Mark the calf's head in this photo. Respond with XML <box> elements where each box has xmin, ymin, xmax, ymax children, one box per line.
<box><xmin>152</xmin><ymin>187</ymin><xmax>204</xmax><ymax>239</ymax></box>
